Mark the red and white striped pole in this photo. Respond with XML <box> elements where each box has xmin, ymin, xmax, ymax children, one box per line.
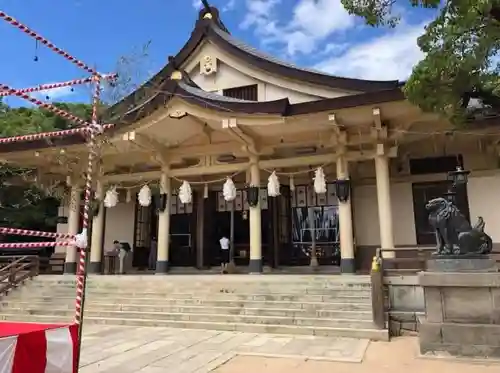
<box><xmin>0</xmin><ymin>227</ymin><xmax>75</xmax><ymax>240</ymax></box>
<box><xmin>74</xmin><ymin>74</ymin><xmax>101</xmax><ymax>325</ymax></box>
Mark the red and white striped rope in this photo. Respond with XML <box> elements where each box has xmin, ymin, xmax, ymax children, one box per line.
<box><xmin>0</xmin><ymin>124</ymin><xmax>114</xmax><ymax>144</ymax></box>
<box><xmin>0</xmin><ymin>227</ymin><xmax>75</xmax><ymax>239</ymax></box>
<box><xmin>0</xmin><ymin>83</ymin><xmax>96</xmax><ymax>128</ymax></box>
<box><xmin>0</xmin><ymin>74</ymin><xmax>118</xmax><ymax>97</ymax></box>
<box><xmin>75</xmin><ymin>74</ymin><xmax>101</xmax><ymax>325</ymax></box>
<box><xmin>0</xmin><ymin>11</ymin><xmax>100</xmax><ymax>76</ymax></box>
<box><xmin>0</xmin><ymin>241</ymin><xmax>74</xmax><ymax>249</ymax></box>
<box><xmin>0</xmin><ymin>77</ymin><xmax>93</xmax><ymax>97</ymax></box>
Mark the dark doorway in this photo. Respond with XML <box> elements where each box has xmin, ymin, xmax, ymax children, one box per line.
<box><xmin>166</xmin><ymin>193</ymin><xmax>195</xmax><ymax>267</ymax></box>
<box><xmin>412</xmin><ymin>181</ymin><xmax>470</xmax><ymax>245</ymax></box>
<box><xmin>132</xmin><ymin>201</ymin><xmax>155</xmax><ymax>268</ymax></box>
<box><xmin>209</xmin><ymin>188</ymin><xmax>271</xmax><ymax>267</ymax></box>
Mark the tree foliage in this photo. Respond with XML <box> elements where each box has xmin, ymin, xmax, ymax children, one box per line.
<box><xmin>0</xmin><ymin>99</ymin><xmax>91</xmax><ymax>239</ymax></box>
<box><xmin>340</xmin><ymin>0</ymin><xmax>500</xmax><ymax>124</ymax></box>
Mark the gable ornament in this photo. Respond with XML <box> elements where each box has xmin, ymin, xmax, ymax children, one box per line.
<box><xmin>200</xmin><ymin>55</ymin><xmax>217</xmax><ymax>76</ymax></box>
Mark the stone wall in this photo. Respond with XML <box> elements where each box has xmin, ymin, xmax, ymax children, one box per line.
<box><xmin>385</xmin><ymin>275</ymin><xmax>425</xmax><ymax>335</ymax></box>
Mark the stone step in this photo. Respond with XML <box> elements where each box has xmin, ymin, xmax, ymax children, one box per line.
<box><xmin>0</xmin><ymin>313</ymin><xmax>388</xmax><ymax>340</ymax></box>
<box><xmin>1</xmin><ymin>298</ymin><xmax>371</xmax><ymax>311</ymax></box>
<box><xmin>2</xmin><ymin>302</ymin><xmax>372</xmax><ymax>319</ymax></box>
<box><xmin>33</xmin><ymin>274</ymin><xmax>371</xmax><ymax>284</ymax></box>
<box><xmin>23</xmin><ymin>285</ymin><xmax>371</xmax><ymax>294</ymax></box>
<box><xmin>12</xmin><ymin>291</ymin><xmax>371</xmax><ymax>303</ymax></box>
<box><xmin>7</xmin><ymin>307</ymin><xmax>375</xmax><ymax>329</ymax></box>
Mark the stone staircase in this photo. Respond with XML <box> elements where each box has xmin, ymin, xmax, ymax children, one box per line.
<box><xmin>0</xmin><ymin>274</ymin><xmax>388</xmax><ymax>340</ymax></box>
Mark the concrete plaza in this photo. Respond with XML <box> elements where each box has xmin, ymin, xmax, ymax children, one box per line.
<box><xmin>78</xmin><ymin>325</ymin><xmax>498</xmax><ymax>373</ymax></box>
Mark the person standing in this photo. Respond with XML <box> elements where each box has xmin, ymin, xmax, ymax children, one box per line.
<box><xmin>219</xmin><ymin>235</ymin><xmax>230</xmax><ymax>274</ymax></box>
<box><xmin>116</xmin><ymin>240</ymin><xmax>129</xmax><ymax>274</ymax></box>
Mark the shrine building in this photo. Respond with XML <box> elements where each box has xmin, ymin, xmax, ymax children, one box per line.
<box><xmin>1</xmin><ymin>7</ymin><xmax>499</xmax><ymax>274</ymax></box>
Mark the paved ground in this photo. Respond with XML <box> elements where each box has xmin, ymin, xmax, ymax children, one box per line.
<box><xmin>79</xmin><ymin>326</ymin><xmax>499</xmax><ymax>373</ymax></box>
<box><xmin>79</xmin><ymin>325</ymin><xmax>369</xmax><ymax>373</ymax></box>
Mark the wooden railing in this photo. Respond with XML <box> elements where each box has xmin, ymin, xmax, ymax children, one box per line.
<box><xmin>0</xmin><ymin>253</ymin><xmax>65</xmax><ymax>275</ymax></box>
<box><xmin>0</xmin><ymin>255</ymin><xmax>39</xmax><ymax>295</ymax></box>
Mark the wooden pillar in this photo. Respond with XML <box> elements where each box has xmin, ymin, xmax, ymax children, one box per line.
<box><xmin>64</xmin><ymin>186</ymin><xmax>81</xmax><ymax>274</ymax></box>
<box><xmin>375</xmin><ymin>145</ymin><xmax>395</xmax><ymax>258</ymax></box>
<box><xmin>337</xmin><ymin>156</ymin><xmax>355</xmax><ymax>273</ymax></box>
<box><xmin>89</xmin><ymin>181</ymin><xmax>105</xmax><ymax>274</ymax></box>
<box><xmin>249</xmin><ymin>155</ymin><xmax>262</xmax><ymax>273</ymax></box>
<box><xmin>156</xmin><ymin>171</ymin><xmax>171</xmax><ymax>273</ymax></box>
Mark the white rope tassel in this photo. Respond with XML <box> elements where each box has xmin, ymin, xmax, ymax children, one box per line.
<box><xmin>223</xmin><ymin>177</ymin><xmax>237</xmax><ymax>201</ymax></box>
<box><xmin>289</xmin><ymin>175</ymin><xmax>295</xmax><ymax>191</ymax></box>
<box><xmin>138</xmin><ymin>185</ymin><xmax>152</xmax><ymax>207</ymax></box>
<box><xmin>179</xmin><ymin>180</ymin><xmax>192</xmax><ymax>204</ymax></box>
<box><xmin>104</xmin><ymin>186</ymin><xmax>118</xmax><ymax>208</ymax></box>
<box><xmin>314</xmin><ymin>167</ymin><xmax>327</xmax><ymax>194</ymax></box>
<box><xmin>125</xmin><ymin>189</ymin><xmax>132</xmax><ymax>203</ymax></box>
<box><xmin>267</xmin><ymin>171</ymin><xmax>280</xmax><ymax>197</ymax></box>
<box><xmin>75</xmin><ymin>228</ymin><xmax>88</xmax><ymax>249</ymax></box>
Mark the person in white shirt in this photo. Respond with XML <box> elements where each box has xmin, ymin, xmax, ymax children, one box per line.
<box><xmin>219</xmin><ymin>236</ymin><xmax>230</xmax><ymax>274</ymax></box>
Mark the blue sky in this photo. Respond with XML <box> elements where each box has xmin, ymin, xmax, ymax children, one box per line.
<box><xmin>1</xmin><ymin>0</ymin><xmax>438</xmax><ymax>106</ymax></box>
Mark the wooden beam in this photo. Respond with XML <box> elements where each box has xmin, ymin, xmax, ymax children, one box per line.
<box><xmin>370</xmin><ymin>107</ymin><xmax>388</xmax><ymax>141</ymax></box>
<box><xmin>130</xmin><ymin>133</ymin><xmax>172</xmax><ymax>165</ymax></box>
<box><xmin>222</xmin><ymin>118</ymin><xmax>259</xmax><ymax>154</ymax></box>
<box><xmin>102</xmin><ymin>148</ymin><xmax>399</xmax><ymax>183</ymax></box>
<box><xmin>327</xmin><ymin>112</ymin><xmax>348</xmax><ymax>146</ymax></box>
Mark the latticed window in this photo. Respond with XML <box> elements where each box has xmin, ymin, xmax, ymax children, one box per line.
<box><xmin>222</xmin><ymin>84</ymin><xmax>258</xmax><ymax>101</ymax></box>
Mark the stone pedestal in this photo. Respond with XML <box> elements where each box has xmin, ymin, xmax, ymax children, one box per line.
<box><xmin>418</xmin><ymin>257</ymin><xmax>500</xmax><ymax>358</ymax></box>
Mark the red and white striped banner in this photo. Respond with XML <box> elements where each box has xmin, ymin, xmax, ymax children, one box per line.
<box><xmin>0</xmin><ymin>323</ymin><xmax>78</xmax><ymax>373</ymax></box>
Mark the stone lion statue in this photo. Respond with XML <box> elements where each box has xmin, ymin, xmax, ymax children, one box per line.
<box><xmin>425</xmin><ymin>197</ymin><xmax>492</xmax><ymax>256</ymax></box>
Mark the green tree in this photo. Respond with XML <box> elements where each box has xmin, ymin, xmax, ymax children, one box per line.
<box><xmin>0</xmin><ymin>99</ymin><xmax>91</xmax><ymax>242</ymax></box>
<box><xmin>341</xmin><ymin>0</ymin><xmax>500</xmax><ymax>124</ymax></box>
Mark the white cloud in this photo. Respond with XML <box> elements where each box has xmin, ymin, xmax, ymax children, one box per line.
<box><xmin>223</xmin><ymin>0</ymin><xmax>236</xmax><ymax>12</ymax></box>
<box><xmin>242</xmin><ymin>0</ymin><xmax>355</xmax><ymax>56</ymax></box>
<box><xmin>314</xmin><ymin>22</ymin><xmax>428</xmax><ymax>81</ymax></box>
<box><xmin>32</xmin><ymin>86</ymin><xmax>75</xmax><ymax>101</ymax></box>
<box><xmin>192</xmin><ymin>0</ymin><xmax>203</xmax><ymax>9</ymax></box>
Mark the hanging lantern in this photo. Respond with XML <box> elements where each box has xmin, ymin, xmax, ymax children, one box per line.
<box><xmin>267</xmin><ymin>171</ymin><xmax>280</xmax><ymax>197</ymax></box>
<box><xmin>178</xmin><ymin>180</ymin><xmax>192</xmax><ymax>204</ymax></box>
<box><xmin>313</xmin><ymin>167</ymin><xmax>327</xmax><ymax>194</ymax></box>
<box><xmin>153</xmin><ymin>193</ymin><xmax>167</xmax><ymax>212</ymax></box>
<box><xmin>447</xmin><ymin>166</ymin><xmax>470</xmax><ymax>186</ymax></box>
<box><xmin>223</xmin><ymin>177</ymin><xmax>237</xmax><ymax>201</ymax></box>
<box><xmin>104</xmin><ymin>186</ymin><xmax>118</xmax><ymax>208</ymax></box>
<box><xmin>203</xmin><ymin>183</ymin><xmax>209</xmax><ymax>199</ymax></box>
<box><xmin>125</xmin><ymin>189</ymin><xmax>132</xmax><ymax>203</ymax></box>
<box><xmin>91</xmin><ymin>198</ymin><xmax>100</xmax><ymax>217</ymax></box>
<box><xmin>289</xmin><ymin>175</ymin><xmax>295</xmax><ymax>191</ymax></box>
<box><xmin>335</xmin><ymin>179</ymin><xmax>351</xmax><ymax>203</ymax></box>
<box><xmin>246</xmin><ymin>185</ymin><xmax>259</xmax><ymax>208</ymax></box>
<box><xmin>138</xmin><ymin>185</ymin><xmax>152</xmax><ymax>207</ymax></box>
